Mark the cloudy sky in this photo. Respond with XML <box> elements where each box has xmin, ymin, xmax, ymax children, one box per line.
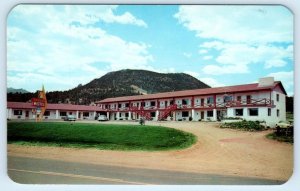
<box><xmin>7</xmin><ymin>5</ymin><xmax>293</xmax><ymax>95</ymax></box>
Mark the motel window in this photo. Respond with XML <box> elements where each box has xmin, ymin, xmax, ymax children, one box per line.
<box><xmin>224</xmin><ymin>96</ymin><xmax>233</xmax><ymax>103</ymax></box>
<box><xmin>13</xmin><ymin>110</ymin><xmax>22</xmax><ymax>115</ymax></box>
<box><xmin>247</xmin><ymin>95</ymin><xmax>252</xmax><ymax>104</ymax></box>
<box><xmin>118</xmin><ymin>104</ymin><xmax>122</xmax><ymax>108</ymax></box>
<box><xmin>83</xmin><ymin>112</ymin><xmax>89</xmax><ymax>117</ymax></box>
<box><xmin>182</xmin><ymin>99</ymin><xmax>188</xmax><ymax>105</ymax></box>
<box><xmin>277</xmin><ymin>109</ymin><xmax>280</xmax><ymax>117</ymax></box>
<box><xmin>207</xmin><ymin>96</ymin><xmax>214</xmax><ymax>104</ymax></box>
<box><xmin>248</xmin><ymin>108</ymin><xmax>258</xmax><ymax>116</ymax></box>
<box><xmin>268</xmin><ymin>108</ymin><xmax>271</xmax><ymax>116</ymax></box>
<box><xmin>150</xmin><ymin>101</ymin><xmax>156</xmax><ymax>106</ymax></box>
<box><xmin>44</xmin><ymin>111</ymin><xmax>50</xmax><ymax>116</ymax></box>
<box><xmin>60</xmin><ymin>112</ymin><xmax>67</xmax><ymax>116</ymax></box>
<box><xmin>119</xmin><ymin>113</ymin><xmax>122</xmax><ymax>117</ymax></box>
<box><xmin>276</xmin><ymin>94</ymin><xmax>280</xmax><ymax>102</ymax></box>
<box><xmin>235</xmin><ymin>109</ymin><xmax>243</xmax><ymax>116</ymax></box>
<box><xmin>125</xmin><ymin>103</ymin><xmax>129</xmax><ymax>107</ymax></box>
<box><xmin>182</xmin><ymin>111</ymin><xmax>189</xmax><ymax>117</ymax></box>
<box><xmin>125</xmin><ymin>113</ymin><xmax>129</xmax><ymax>117</ymax></box>
<box><xmin>207</xmin><ymin>111</ymin><xmax>213</xmax><ymax>117</ymax></box>
<box><xmin>237</xmin><ymin>96</ymin><xmax>241</xmax><ymax>102</ymax></box>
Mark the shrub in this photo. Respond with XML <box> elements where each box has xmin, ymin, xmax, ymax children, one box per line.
<box><xmin>223</xmin><ymin>117</ymin><xmax>241</xmax><ymax>120</ymax></box>
<box><xmin>189</xmin><ymin>117</ymin><xmax>193</xmax><ymax>121</ymax></box>
<box><xmin>220</xmin><ymin>120</ymin><xmax>265</xmax><ymax>131</ymax></box>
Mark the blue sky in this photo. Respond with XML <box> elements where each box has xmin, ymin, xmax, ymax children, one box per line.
<box><xmin>7</xmin><ymin>5</ymin><xmax>294</xmax><ymax>95</ymax></box>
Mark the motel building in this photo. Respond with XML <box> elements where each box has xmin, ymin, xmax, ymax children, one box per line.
<box><xmin>95</xmin><ymin>77</ymin><xmax>286</xmax><ymax>127</ymax></box>
<box><xmin>7</xmin><ymin>77</ymin><xmax>287</xmax><ymax>127</ymax></box>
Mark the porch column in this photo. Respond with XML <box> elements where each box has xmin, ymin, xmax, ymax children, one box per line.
<box><xmin>76</xmin><ymin>111</ymin><xmax>79</xmax><ymax>119</ymax></box>
<box><xmin>55</xmin><ymin>110</ymin><xmax>59</xmax><ymax>119</ymax></box>
<box><xmin>192</xmin><ymin>109</ymin><xmax>195</xmax><ymax>121</ymax></box>
<box><xmin>243</xmin><ymin>108</ymin><xmax>248</xmax><ymax>117</ymax></box>
<box><xmin>117</xmin><ymin>112</ymin><xmax>120</xmax><ymax>120</ymax></box>
<box><xmin>107</xmin><ymin>112</ymin><xmax>110</xmax><ymax>120</ymax></box>
<box><xmin>155</xmin><ymin>110</ymin><xmax>159</xmax><ymax>121</ymax></box>
<box><xmin>213</xmin><ymin>109</ymin><xmax>217</xmax><ymax>121</ymax></box>
<box><xmin>173</xmin><ymin>111</ymin><xmax>176</xmax><ymax>121</ymax></box>
<box><xmin>8</xmin><ymin>109</ymin><xmax>12</xmax><ymax>119</ymax></box>
<box><xmin>128</xmin><ymin>111</ymin><xmax>132</xmax><ymax>120</ymax></box>
<box><xmin>93</xmin><ymin>111</ymin><xmax>96</xmax><ymax>119</ymax></box>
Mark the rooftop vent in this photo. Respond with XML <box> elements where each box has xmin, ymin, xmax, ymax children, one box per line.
<box><xmin>258</xmin><ymin>77</ymin><xmax>274</xmax><ymax>87</ymax></box>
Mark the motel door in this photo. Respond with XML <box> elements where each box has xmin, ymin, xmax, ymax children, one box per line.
<box><xmin>217</xmin><ymin>110</ymin><xmax>227</xmax><ymax>121</ymax></box>
<box><xmin>25</xmin><ymin>111</ymin><xmax>29</xmax><ymax>118</ymax></box>
<box><xmin>201</xmin><ymin>111</ymin><xmax>204</xmax><ymax>120</ymax></box>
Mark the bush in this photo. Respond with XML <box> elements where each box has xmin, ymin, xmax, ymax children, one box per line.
<box><xmin>220</xmin><ymin>120</ymin><xmax>265</xmax><ymax>131</ymax></box>
<box><xmin>223</xmin><ymin>117</ymin><xmax>241</xmax><ymax>120</ymax></box>
<box><xmin>189</xmin><ymin>117</ymin><xmax>193</xmax><ymax>121</ymax></box>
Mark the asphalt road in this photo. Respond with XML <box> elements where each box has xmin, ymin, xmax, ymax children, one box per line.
<box><xmin>7</xmin><ymin>156</ymin><xmax>284</xmax><ymax>185</ymax></box>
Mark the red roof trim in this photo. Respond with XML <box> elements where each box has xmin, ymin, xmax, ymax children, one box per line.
<box><xmin>7</xmin><ymin>102</ymin><xmax>104</xmax><ymax>111</ymax></box>
<box><xmin>97</xmin><ymin>82</ymin><xmax>279</xmax><ymax>104</ymax></box>
<box><xmin>272</xmin><ymin>82</ymin><xmax>287</xmax><ymax>95</ymax></box>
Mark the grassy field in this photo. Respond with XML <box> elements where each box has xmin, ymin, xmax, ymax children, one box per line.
<box><xmin>7</xmin><ymin>122</ymin><xmax>197</xmax><ymax>151</ymax></box>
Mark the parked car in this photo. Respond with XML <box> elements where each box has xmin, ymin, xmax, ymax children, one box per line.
<box><xmin>275</xmin><ymin>121</ymin><xmax>293</xmax><ymax>128</ymax></box>
<box><xmin>98</xmin><ymin>115</ymin><xmax>108</xmax><ymax>121</ymax></box>
<box><xmin>64</xmin><ymin>115</ymin><xmax>76</xmax><ymax>121</ymax></box>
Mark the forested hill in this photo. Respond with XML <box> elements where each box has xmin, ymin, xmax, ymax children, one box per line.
<box><xmin>7</xmin><ymin>69</ymin><xmax>210</xmax><ymax>105</ymax></box>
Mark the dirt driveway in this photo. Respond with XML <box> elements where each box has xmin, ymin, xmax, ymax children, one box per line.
<box><xmin>7</xmin><ymin>121</ymin><xmax>293</xmax><ymax>181</ymax></box>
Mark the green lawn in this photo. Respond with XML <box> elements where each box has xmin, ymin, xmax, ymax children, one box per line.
<box><xmin>7</xmin><ymin>122</ymin><xmax>197</xmax><ymax>151</ymax></box>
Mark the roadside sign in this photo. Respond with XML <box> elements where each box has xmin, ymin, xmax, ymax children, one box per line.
<box><xmin>36</xmin><ymin>107</ymin><xmax>41</xmax><ymax>114</ymax></box>
<box><xmin>31</xmin><ymin>98</ymin><xmax>46</xmax><ymax>107</ymax></box>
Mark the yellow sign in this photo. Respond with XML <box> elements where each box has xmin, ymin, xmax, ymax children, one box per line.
<box><xmin>35</xmin><ymin>85</ymin><xmax>47</xmax><ymax>122</ymax></box>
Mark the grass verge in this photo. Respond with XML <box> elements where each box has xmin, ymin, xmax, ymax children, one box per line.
<box><xmin>7</xmin><ymin>122</ymin><xmax>197</xmax><ymax>151</ymax></box>
<box><xmin>266</xmin><ymin>133</ymin><xmax>293</xmax><ymax>144</ymax></box>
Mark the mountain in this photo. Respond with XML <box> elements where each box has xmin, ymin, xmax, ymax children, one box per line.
<box><xmin>7</xmin><ymin>87</ymin><xmax>30</xmax><ymax>93</ymax></box>
<box><xmin>7</xmin><ymin>69</ymin><xmax>210</xmax><ymax>104</ymax></box>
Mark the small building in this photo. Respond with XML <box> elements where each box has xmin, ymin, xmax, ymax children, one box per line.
<box><xmin>7</xmin><ymin>102</ymin><xmax>106</xmax><ymax>120</ymax></box>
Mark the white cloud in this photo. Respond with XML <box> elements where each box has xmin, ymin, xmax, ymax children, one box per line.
<box><xmin>267</xmin><ymin>71</ymin><xmax>293</xmax><ymax>96</ymax></box>
<box><xmin>7</xmin><ymin>5</ymin><xmax>151</xmax><ymax>91</ymax></box>
<box><xmin>200</xmin><ymin>41</ymin><xmax>225</xmax><ymax>50</ymax></box>
<box><xmin>183</xmin><ymin>52</ymin><xmax>192</xmax><ymax>58</ymax></box>
<box><xmin>184</xmin><ymin>71</ymin><xmax>199</xmax><ymax>78</ymax></box>
<box><xmin>200</xmin><ymin>42</ymin><xmax>292</xmax><ymax>74</ymax></box>
<box><xmin>199</xmin><ymin>78</ymin><xmax>225</xmax><ymax>87</ymax></box>
<box><xmin>13</xmin><ymin>5</ymin><xmax>147</xmax><ymax>27</ymax></box>
<box><xmin>265</xmin><ymin>59</ymin><xmax>287</xmax><ymax>68</ymax></box>
<box><xmin>174</xmin><ymin>5</ymin><xmax>292</xmax><ymax>44</ymax></box>
<box><xmin>199</xmin><ymin>49</ymin><xmax>208</xmax><ymax>54</ymax></box>
<box><xmin>203</xmin><ymin>56</ymin><xmax>213</xmax><ymax>60</ymax></box>
<box><xmin>175</xmin><ymin>5</ymin><xmax>293</xmax><ymax>75</ymax></box>
<box><xmin>202</xmin><ymin>64</ymin><xmax>249</xmax><ymax>75</ymax></box>
<box><xmin>184</xmin><ymin>72</ymin><xmax>225</xmax><ymax>87</ymax></box>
